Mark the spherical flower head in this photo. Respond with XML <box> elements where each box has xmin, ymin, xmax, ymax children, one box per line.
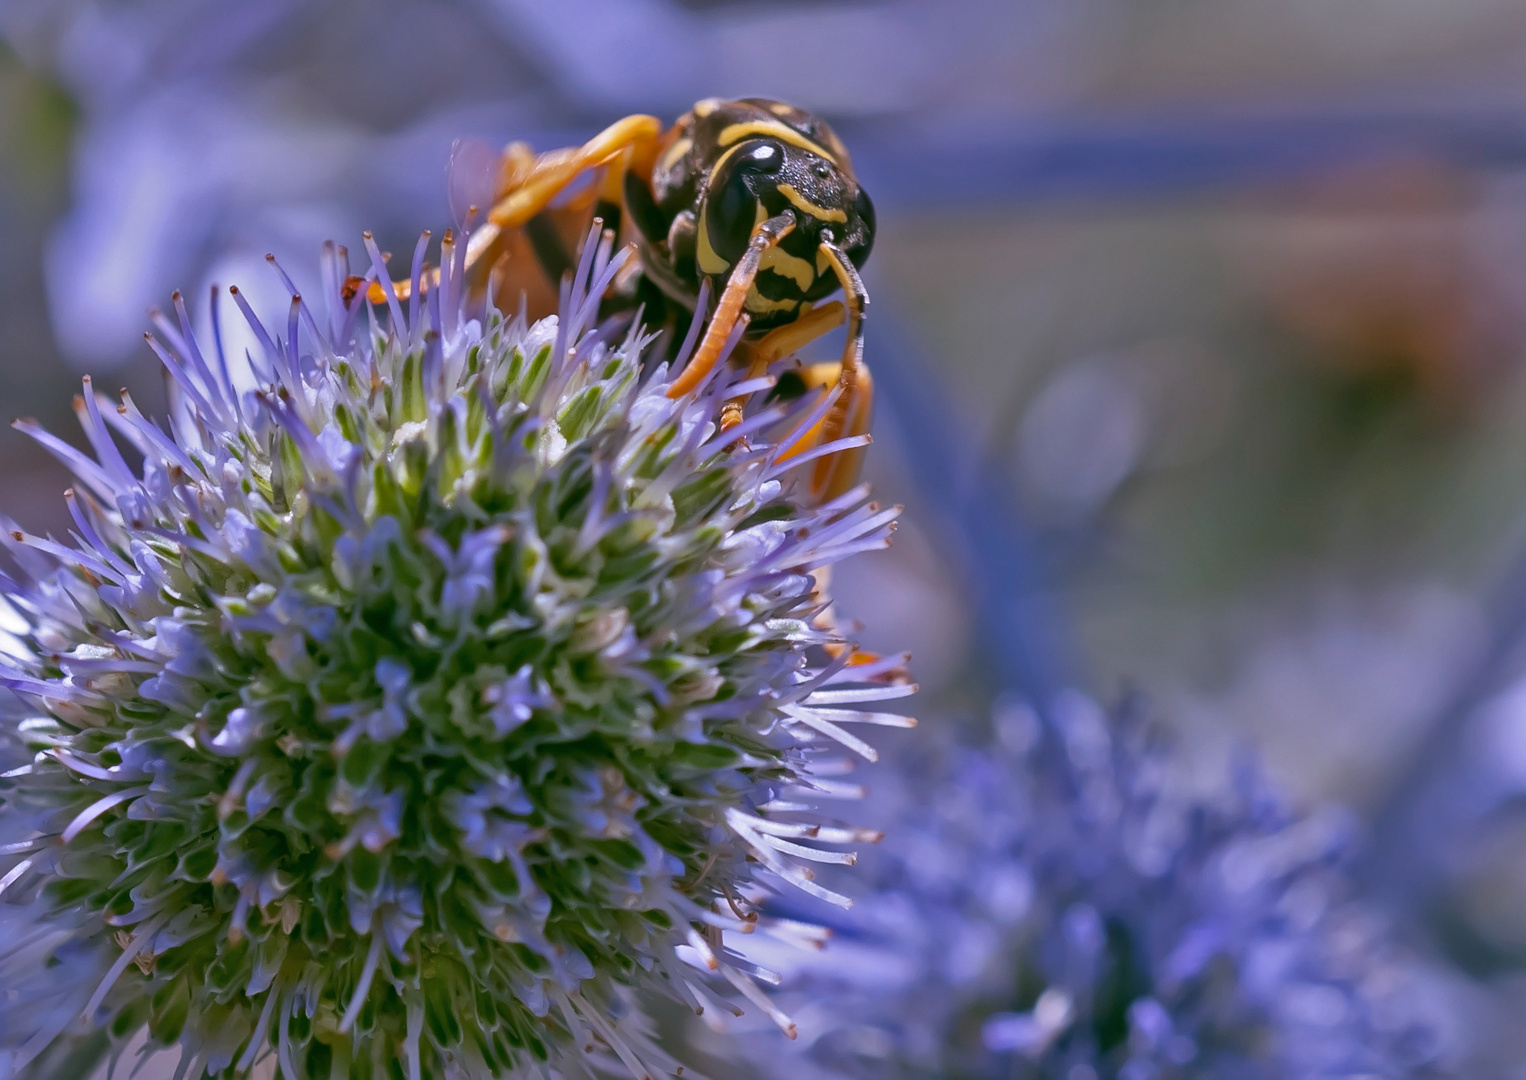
<box><xmin>748</xmin><ymin>692</ymin><xmax>1458</xmax><ymax>1080</ymax></box>
<box><xmin>0</xmin><ymin>227</ymin><xmax>908</xmax><ymax>1078</ymax></box>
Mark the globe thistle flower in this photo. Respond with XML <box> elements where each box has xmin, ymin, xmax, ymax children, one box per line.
<box><xmin>744</xmin><ymin>692</ymin><xmax>1458</xmax><ymax>1080</ymax></box>
<box><xmin>0</xmin><ymin>225</ymin><xmax>908</xmax><ymax>1078</ymax></box>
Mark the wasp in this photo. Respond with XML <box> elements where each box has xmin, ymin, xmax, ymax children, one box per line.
<box><xmin>360</xmin><ymin>97</ymin><xmax>877</xmax><ymax>503</ymax></box>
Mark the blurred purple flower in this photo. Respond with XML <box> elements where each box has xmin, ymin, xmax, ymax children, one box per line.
<box><xmin>744</xmin><ymin>691</ymin><xmax>1461</xmax><ymax>1079</ymax></box>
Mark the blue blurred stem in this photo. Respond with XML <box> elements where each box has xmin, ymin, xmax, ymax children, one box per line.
<box><xmin>865</xmin><ymin>290</ymin><xmax>1074</xmax><ymax>707</ymax></box>
<box><xmin>1361</xmin><ymin>521</ymin><xmax>1526</xmax><ymax>923</ymax></box>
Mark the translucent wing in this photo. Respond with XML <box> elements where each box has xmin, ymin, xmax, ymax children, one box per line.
<box><xmin>447</xmin><ymin>137</ymin><xmax>501</xmax><ymax>229</ymax></box>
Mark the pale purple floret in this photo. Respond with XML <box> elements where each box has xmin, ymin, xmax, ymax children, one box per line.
<box><xmin>420</xmin><ymin>524</ymin><xmax>512</xmax><ymax>623</ymax></box>
<box><xmin>449</xmin><ymin>773</ymin><xmax>536</xmax><ymax>863</ymax></box>
<box><xmin>483</xmin><ymin>664</ymin><xmax>551</xmax><ymax>736</ymax></box>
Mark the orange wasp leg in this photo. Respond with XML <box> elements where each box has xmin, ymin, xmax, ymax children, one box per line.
<box><xmin>718</xmin><ymin>301</ymin><xmax>847</xmax><ymax>433</ymax></box>
<box><xmin>487</xmin><ymin>113</ymin><xmax>661</xmax><ymax>230</ymax></box>
<box><xmin>667</xmin><ymin>211</ymin><xmax>797</xmax><ymax>399</ymax></box>
<box><xmin>799</xmin><ymin>247</ymin><xmax>893</xmax><ymax>673</ymax></box>
<box><xmin>775</xmin><ymin>237</ymin><xmax>872</xmax><ymax>504</ymax></box>
<box><xmin>359</xmin><ymin>115</ymin><xmax>663</xmax><ymax>305</ymax></box>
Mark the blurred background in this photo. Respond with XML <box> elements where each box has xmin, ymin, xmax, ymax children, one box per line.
<box><xmin>10</xmin><ymin>0</ymin><xmax>1526</xmax><ymax>1072</ymax></box>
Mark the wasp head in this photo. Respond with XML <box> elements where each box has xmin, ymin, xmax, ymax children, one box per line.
<box><xmin>699</xmin><ymin>131</ymin><xmax>875</xmax><ymax>321</ymax></box>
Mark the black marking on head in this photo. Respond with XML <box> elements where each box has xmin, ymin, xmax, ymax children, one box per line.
<box><xmin>848</xmin><ymin>186</ymin><xmax>875</xmax><ymax>269</ymax></box>
<box><xmin>706</xmin><ymin>139</ymin><xmax>785</xmax><ymax>267</ymax></box>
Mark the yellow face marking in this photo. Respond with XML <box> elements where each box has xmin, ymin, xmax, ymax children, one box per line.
<box><xmin>695</xmin><ymin>204</ymin><xmax>730</xmax><ymax>276</ymax></box>
<box><xmin>692</xmin><ymin>97</ymin><xmax>722</xmax><ymax>118</ymax></box>
<box><xmin>745</xmin><ymin>284</ymin><xmax>799</xmax><ymax>316</ymax></box>
<box><xmin>767</xmin><ymin>101</ymin><xmax>796</xmax><ymax>116</ymax></box>
<box><xmin>717</xmin><ymin>119</ymin><xmax>837</xmax><ymax>165</ymax></box>
<box><xmin>704</xmin><ymin>141</ymin><xmax>747</xmax><ymax>193</ymax></box>
<box><xmin>656</xmin><ymin>135</ymin><xmax>693</xmax><ymax>177</ymax></box>
<box><xmin>777</xmin><ymin>183</ymin><xmax>848</xmax><ymax>224</ymax></box>
<box><xmin>759</xmin><ymin>244</ymin><xmax>815</xmax><ymax>292</ymax></box>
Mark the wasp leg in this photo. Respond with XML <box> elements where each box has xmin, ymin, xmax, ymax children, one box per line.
<box><xmin>487</xmin><ymin>113</ymin><xmax>662</xmax><ymax>231</ymax></box>
<box><xmin>719</xmin><ymin>301</ymin><xmax>846</xmax><ymax>433</ymax></box>
<box><xmin>355</xmin><ymin>117</ymin><xmax>661</xmax><ymax>306</ymax></box>
<box><xmin>777</xmin><ymin>357</ymin><xmax>873</xmax><ymax>502</ymax></box>
<box><xmin>797</xmin><ymin>256</ymin><xmax>892</xmax><ymax>673</ymax></box>
<box><xmin>667</xmin><ymin>211</ymin><xmax>797</xmax><ymax>399</ymax></box>
<box><xmin>774</xmin><ymin>238</ymin><xmax>871</xmax><ymax>503</ymax></box>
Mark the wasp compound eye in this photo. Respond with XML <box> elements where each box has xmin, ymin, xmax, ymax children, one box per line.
<box><xmin>708</xmin><ymin>139</ymin><xmax>785</xmax><ymax>265</ymax></box>
<box><xmin>849</xmin><ymin>186</ymin><xmax>877</xmax><ymax>268</ymax></box>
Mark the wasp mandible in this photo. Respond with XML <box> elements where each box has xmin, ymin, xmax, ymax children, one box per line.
<box><xmin>362</xmin><ymin>97</ymin><xmax>877</xmax><ymax>503</ymax></box>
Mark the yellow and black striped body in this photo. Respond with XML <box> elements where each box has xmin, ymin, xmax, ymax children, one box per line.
<box><xmin>623</xmin><ymin>97</ymin><xmax>875</xmax><ymax>334</ymax></box>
